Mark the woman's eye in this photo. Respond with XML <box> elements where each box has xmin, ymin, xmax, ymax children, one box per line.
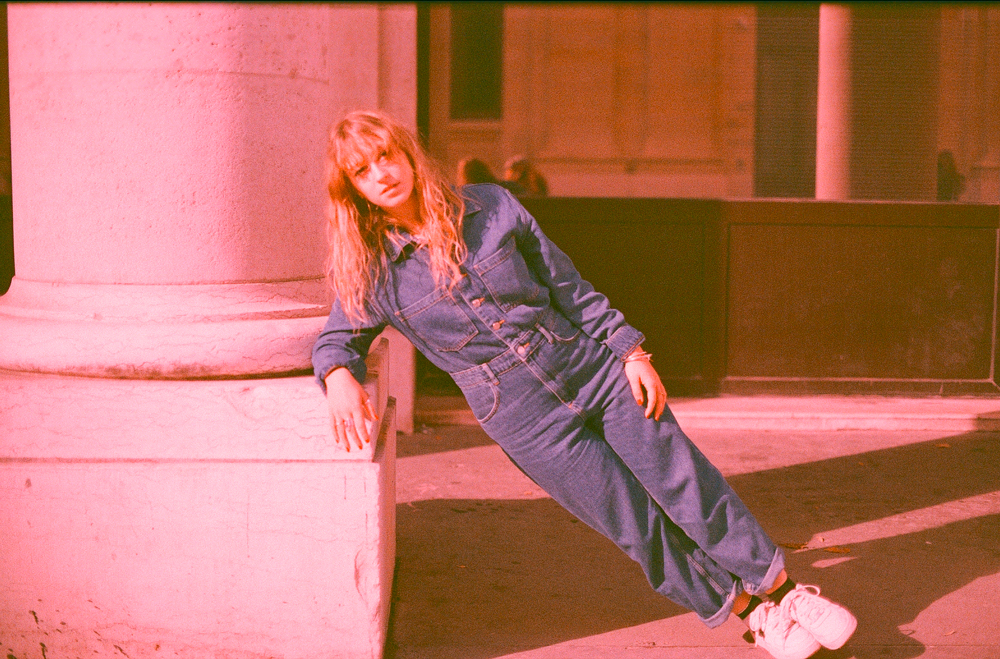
<box><xmin>355</xmin><ymin>165</ymin><xmax>369</xmax><ymax>177</ymax></box>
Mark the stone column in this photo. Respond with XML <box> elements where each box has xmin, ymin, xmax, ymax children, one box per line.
<box><xmin>968</xmin><ymin>7</ymin><xmax>1000</xmax><ymax>202</ymax></box>
<box><xmin>816</xmin><ymin>3</ymin><xmax>939</xmax><ymax>201</ymax></box>
<box><xmin>1</xmin><ymin>4</ymin><xmax>332</xmax><ymax>375</ymax></box>
<box><xmin>816</xmin><ymin>3</ymin><xmax>852</xmax><ymax>200</ymax></box>
<box><xmin>0</xmin><ymin>4</ymin><xmax>414</xmax><ymax>658</ymax></box>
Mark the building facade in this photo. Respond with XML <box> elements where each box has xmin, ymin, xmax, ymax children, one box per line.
<box><xmin>426</xmin><ymin>3</ymin><xmax>1000</xmax><ymax>203</ymax></box>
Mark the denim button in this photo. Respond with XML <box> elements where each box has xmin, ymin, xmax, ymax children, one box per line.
<box><xmin>516</xmin><ymin>343</ymin><xmax>528</xmax><ymax>355</ymax></box>
<box><xmin>472</xmin><ymin>297</ymin><xmax>484</xmax><ymax>308</ymax></box>
<box><xmin>491</xmin><ymin>320</ymin><xmax>505</xmax><ymax>330</ymax></box>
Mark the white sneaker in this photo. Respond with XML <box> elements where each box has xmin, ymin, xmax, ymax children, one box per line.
<box><xmin>746</xmin><ymin>600</ymin><xmax>821</xmax><ymax>659</ymax></box>
<box><xmin>780</xmin><ymin>584</ymin><xmax>857</xmax><ymax>650</ymax></box>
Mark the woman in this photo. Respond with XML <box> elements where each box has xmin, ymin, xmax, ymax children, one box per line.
<box><xmin>312</xmin><ymin>110</ymin><xmax>856</xmax><ymax>659</ymax></box>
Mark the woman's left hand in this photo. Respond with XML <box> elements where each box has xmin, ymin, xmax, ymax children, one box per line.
<box><xmin>624</xmin><ymin>358</ymin><xmax>668</xmax><ymax>421</ymax></box>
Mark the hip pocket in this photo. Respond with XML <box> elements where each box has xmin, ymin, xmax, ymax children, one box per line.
<box><xmin>462</xmin><ymin>379</ymin><xmax>500</xmax><ymax>424</ymax></box>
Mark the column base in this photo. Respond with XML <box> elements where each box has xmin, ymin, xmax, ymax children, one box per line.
<box><xmin>0</xmin><ymin>277</ymin><xmax>329</xmax><ymax>378</ymax></box>
<box><xmin>0</xmin><ymin>344</ymin><xmax>396</xmax><ymax>659</ymax></box>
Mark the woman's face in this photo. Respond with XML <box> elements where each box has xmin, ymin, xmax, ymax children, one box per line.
<box><xmin>349</xmin><ymin>148</ymin><xmax>415</xmax><ymax>212</ymax></box>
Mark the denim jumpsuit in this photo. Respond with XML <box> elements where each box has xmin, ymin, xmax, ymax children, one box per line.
<box><xmin>312</xmin><ymin>183</ymin><xmax>784</xmax><ymax>627</ymax></box>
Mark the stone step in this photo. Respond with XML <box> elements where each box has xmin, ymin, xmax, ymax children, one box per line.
<box><xmin>415</xmin><ymin>394</ymin><xmax>1000</xmax><ymax>432</ymax></box>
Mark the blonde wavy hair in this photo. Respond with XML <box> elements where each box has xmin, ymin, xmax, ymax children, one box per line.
<box><xmin>325</xmin><ymin>110</ymin><xmax>467</xmax><ymax>324</ymax></box>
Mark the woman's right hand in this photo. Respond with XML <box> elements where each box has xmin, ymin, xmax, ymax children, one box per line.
<box><xmin>324</xmin><ymin>367</ymin><xmax>378</xmax><ymax>452</ymax></box>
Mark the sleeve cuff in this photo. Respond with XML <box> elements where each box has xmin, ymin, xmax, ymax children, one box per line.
<box><xmin>606</xmin><ymin>324</ymin><xmax>645</xmax><ymax>360</ymax></box>
<box><xmin>315</xmin><ymin>359</ymin><xmax>368</xmax><ymax>394</ymax></box>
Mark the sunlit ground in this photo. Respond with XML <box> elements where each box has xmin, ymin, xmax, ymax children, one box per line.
<box><xmin>389</xmin><ymin>424</ymin><xmax>1000</xmax><ymax>659</ymax></box>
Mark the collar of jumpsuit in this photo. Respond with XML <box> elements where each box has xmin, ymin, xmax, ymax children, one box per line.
<box><xmin>382</xmin><ymin>197</ymin><xmax>483</xmax><ymax>262</ymax></box>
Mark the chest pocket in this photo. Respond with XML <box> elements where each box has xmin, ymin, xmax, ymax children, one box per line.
<box><xmin>396</xmin><ymin>288</ymin><xmax>479</xmax><ymax>352</ymax></box>
<box><xmin>473</xmin><ymin>236</ymin><xmax>543</xmax><ymax>312</ymax></box>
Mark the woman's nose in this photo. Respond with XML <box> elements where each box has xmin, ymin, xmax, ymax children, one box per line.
<box><xmin>369</xmin><ymin>163</ymin><xmax>391</xmax><ymax>181</ymax></box>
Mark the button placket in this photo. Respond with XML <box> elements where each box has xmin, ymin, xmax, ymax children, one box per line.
<box><xmin>456</xmin><ymin>272</ymin><xmax>493</xmax><ymax>324</ymax></box>
<box><xmin>459</xmin><ymin>268</ymin><xmax>515</xmax><ymax>349</ymax></box>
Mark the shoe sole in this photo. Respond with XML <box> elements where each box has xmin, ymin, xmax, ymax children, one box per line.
<box><xmin>757</xmin><ymin>635</ymin><xmax>821</xmax><ymax>659</ymax></box>
<box><xmin>817</xmin><ymin>614</ymin><xmax>857</xmax><ymax>650</ymax></box>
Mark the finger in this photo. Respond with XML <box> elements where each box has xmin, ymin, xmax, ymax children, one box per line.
<box><xmin>655</xmin><ymin>386</ymin><xmax>667</xmax><ymax>421</ymax></box>
<box><xmin>353</xmin><ymin>410</ymin><xmax>370</xmax><ymax>445</ymax></box>
<box><xmin>628</xmin><ymin>373</ymin><xmax>644</xmax><ymax>406</ymax></box>
<box><xmin>364</xmin><ymin>397</ymin><xmax>378</xmax><ymax>423</ymax></box>
<box><xmin>641</xmin><ymin>375</ymin><xmax>656</xmax><ymax>418</ymax></box>
<box><xmin>350</xmin><ymin>412</ymin><xmax>368</xmax><ymax>447</ymax></box>
<box><xmin>332</xmin><ymin>418</ymin><xmax>349</xmax><ymax>452</ymax></box>
<box><xmin>344</xmin><ymin>418</ymin><xmax>363</xmax><ymax>450</ymax></box>
<box><xmin>342</xmin><ymin>421</ymin><xmax>353</xmax><ymax>452</ymax></box>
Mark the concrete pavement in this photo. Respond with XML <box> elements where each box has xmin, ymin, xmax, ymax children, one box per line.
<box><xmin>387</xmin><ymin>395</ymin><xmax>1000</xmax><ymax>658</ymax></box>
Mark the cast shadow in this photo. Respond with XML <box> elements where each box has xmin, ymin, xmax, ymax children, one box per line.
<box><xmin>386</xmin><ymin>497</ymin><xmax>686</xmax><ymax>658</ymax></box>
<box><xmin>397</xmin><ymin>423</ymin><xmax>494</xmax><ymax>458</ymax></box>
<box><xmin>783</xmin><ymin>513</ymin><xmax>1000</xmax><ymax>659</ymax></box>
<box><xmin>385</xmin><ymin>430</ymin><xmax>1000</xmax><ymax>658</ymax></box>
<box><xmin>731</xmin><ymin>430</ymin><xmax>1000</xmax><ymax>658</ymax></box>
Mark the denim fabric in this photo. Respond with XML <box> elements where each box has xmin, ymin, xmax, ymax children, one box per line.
<box><xmin>312</xmin><ymin>184</ymin><xmax>644</xmax><ymax>390</ymax></box>
<box><xmin>311</xmin><ymin>183</ymin><xmax>783</xmax><ymax>626</ymax></box>
<box><xmin>452</xmin><ymin>330</ymin><xmax>784</xmax><ymax>627</ymax></box>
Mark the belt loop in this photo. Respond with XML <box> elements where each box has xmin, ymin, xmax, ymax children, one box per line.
<box><xmin>482</xmin><ymin>362</ymin><xmax>499</xmax><ymax>385</ymax></box>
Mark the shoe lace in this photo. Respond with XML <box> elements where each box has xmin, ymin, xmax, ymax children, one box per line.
<box><xmin>748</xmin><ymin>601</ymin><xmax>798</xmax><ymax>646</ymax></box>
<box><xmin>781</xmin><ymin>584</ymin><xmax>824</xmax><ymax>626</ymax></box>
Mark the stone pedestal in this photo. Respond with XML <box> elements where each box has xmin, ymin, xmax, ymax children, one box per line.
<box><xmin>0</xmin><ymin>342</ymin><xmax>396</xmax><ymax>659</ymax></box>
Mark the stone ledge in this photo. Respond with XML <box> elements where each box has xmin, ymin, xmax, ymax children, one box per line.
<box><xmin>415</xmin><ymin>394</ymin><xmax>1000</xmax><ymax>432</ymax></box>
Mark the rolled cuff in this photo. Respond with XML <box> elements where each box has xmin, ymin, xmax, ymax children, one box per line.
<box><xmin>314</xmin><ymin>357</ymin><xmax>368</xmax><ymax>394</ymax></box>
<box><xmin>700</xmin><ymin>545</ymin><xmax>787</xmax><ymax>629</ymax></box>
<box><xmin>746</xmin><ymin>545</ymin><xmax>788</xmax><ymax>598</ymax></box>
<box><xmin>606</xmin><ymin>324</ymin><xmax>646</xmax><ymax>360</ymax></box>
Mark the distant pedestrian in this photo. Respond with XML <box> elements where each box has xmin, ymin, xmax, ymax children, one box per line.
<box><xmin>503</xmin><ymin>155</ymin><xmax>548</xmax><ymax>197</ymax></box>
<box><xmin>456</xmin><ymin>157</ymin><xmax>500</xmax><ymax>187</ymax></box>
<box><xmin>937</xmin><ymin>150</ymin><xmax>965</xmax><ymax>202</ymax></box>
<box><xmin>313</xmin><ymin>110</ymin><xmax>857</xmax><ymax>659</ymax></box>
